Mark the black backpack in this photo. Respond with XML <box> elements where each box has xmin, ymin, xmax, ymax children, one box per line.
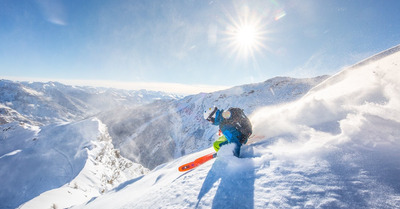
<box><xmin>221</xmin><ymin>107</ymin><xmax>253</xmax><ymax>144</ymax></box>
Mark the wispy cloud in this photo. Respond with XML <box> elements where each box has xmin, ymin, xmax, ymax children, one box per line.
<box><xmin>287</xmin><ymin>50</ymin><xmax>340</xmax><ymax>78</ymax></box>
<box><xmin>36</xmin><ymin>0</ymin><xmax>67</xmax><ymax>25</ymax></box>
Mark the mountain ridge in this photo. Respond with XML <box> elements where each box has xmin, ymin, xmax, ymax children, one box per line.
<box><xmin>0</xmin><ymin>79</ymin><xmax>182</xmax><ymax>125</ymax></box>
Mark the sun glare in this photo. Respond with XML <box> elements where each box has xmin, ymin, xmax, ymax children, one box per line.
<box><xmin>224</xmin><ymin>7</ymin><xmax>268</xmax><ymax>60</ymax></box>
<box><xmin>236</xmin><ymin>25</ymin><xmax>257</xmax><ymax>47</ymax></box>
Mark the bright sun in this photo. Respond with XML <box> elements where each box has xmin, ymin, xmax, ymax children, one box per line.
<box><xmin>236</xmin><ymin>25</ymin><xmax>257</xmax><ymax>47</ymax></box>
<box><xmin>224</xmin><ymin>7</ymin><xmax>268</xmax><ymax>60</ymax></box>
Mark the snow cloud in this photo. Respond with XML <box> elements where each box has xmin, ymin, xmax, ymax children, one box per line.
<box><xmin>250</xmin><ymin>47</ymin><xmax>400</xmax><ymax>158</ymax></box>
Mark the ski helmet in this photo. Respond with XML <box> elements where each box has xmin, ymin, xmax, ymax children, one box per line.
<box><xmin>204</xmin><ymin>107</ymin><xmax>218</xmax><ymax>121</ymax></box>
<box><xmin>222</xmin><ymin>110</ymin><xmax>231</xmax><ymax>119</ymax></box>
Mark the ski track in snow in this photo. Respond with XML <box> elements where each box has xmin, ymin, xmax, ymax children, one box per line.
<box><xmin>53</xmin><ymin>147</ymin><xmax>75</xmax><ymax>182</ymax></box>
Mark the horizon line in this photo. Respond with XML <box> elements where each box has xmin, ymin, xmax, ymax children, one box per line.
<box><xmin>1</xmin><ymin>76</ymin><xmax>232</xmax><ymax>95</ymax></box>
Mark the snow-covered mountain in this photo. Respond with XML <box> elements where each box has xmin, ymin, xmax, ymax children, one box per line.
<box><xmin>73</xmin><ymin>45</ymin><xmax>400</xmax><ymax>208</ymax></box>
<box><xmin>0</xmin><ymin>83</ymin><xmax>180</xmax><ymax>209</ymax></box>
<box><xmin>0</xmin><ymin>80</ymin><xmax>181</xmax><ymax>125</ymax></box>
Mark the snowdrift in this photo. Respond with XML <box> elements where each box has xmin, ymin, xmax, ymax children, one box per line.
<box><xmin>76</xmin><ymin>45</ymin><xmax>400</xmax><ymax>208</ymax></box>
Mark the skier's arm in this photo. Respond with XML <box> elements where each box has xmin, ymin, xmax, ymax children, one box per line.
<box><xmin>212</xmin><ymin>109</ymin><xmax>224</xmax><ymax>125</ymax></box>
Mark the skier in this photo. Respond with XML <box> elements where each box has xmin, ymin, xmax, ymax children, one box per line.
<box><xmin>203</xmin><ymin>106</ymin><xmax>252</xmax><ymax>157</ymax></box>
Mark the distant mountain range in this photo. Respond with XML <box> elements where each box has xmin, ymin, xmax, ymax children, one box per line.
<box><xmin>0</xmin><ymin>80</ymin><xmax>182</xmax><ymax>125</ymax></box>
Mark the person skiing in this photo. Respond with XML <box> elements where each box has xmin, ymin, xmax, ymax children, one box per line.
<box><xmin>203</xmin><ymin>106</ymin><xmax>252</xmax><ymax>157</ymax></box>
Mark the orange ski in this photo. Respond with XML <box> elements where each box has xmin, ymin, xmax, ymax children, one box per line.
<box><xmin>178</xmin><ymin>152</ymin><xmax>217</xmax><ymax>172</ymax></box>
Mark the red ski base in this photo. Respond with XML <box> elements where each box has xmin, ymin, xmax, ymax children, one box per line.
<box><xmin>178</xmin><ymin>152</ymin><xmax>217</xmax><ymax>172</ymax></box>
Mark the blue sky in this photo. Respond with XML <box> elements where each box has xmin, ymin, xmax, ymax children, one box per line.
<box><xmin>1</xmin><ymin>0</ymin><xmax>400</xmax><ymax>94</ymax></box>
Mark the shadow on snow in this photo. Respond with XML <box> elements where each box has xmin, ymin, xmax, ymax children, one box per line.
<box><xmin>196</xmin><ymin>150</ymin><xmax>256</xmax><ymax>209</ymax></box>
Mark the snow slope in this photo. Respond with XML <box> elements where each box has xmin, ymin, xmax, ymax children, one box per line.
<box><xmin>0</xmin><ymin>118</ymin><xmax>148</xmax><ymax>209</ymax></box>
<box><xmin>76</xmin><ymin>45</ymin><xmax>400</xmax><ymax>208</ymax></box>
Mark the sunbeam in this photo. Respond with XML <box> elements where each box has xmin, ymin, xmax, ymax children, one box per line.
<box><xmin>223</xmin><ymin>6</ymin><xmax>269</xmax><ymax>61</ymax></box>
